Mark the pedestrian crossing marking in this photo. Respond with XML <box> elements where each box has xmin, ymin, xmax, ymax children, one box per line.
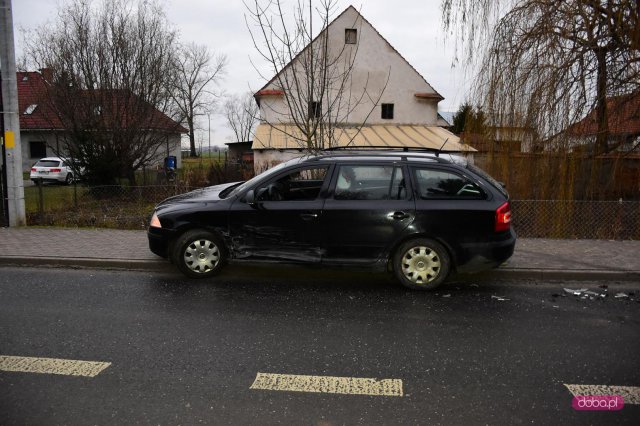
<box><xmin>250</xmin><ymin>372</ymin><xmax>403</xmax><ymax>397</ymax></box>
<box><xmin>0</xmin><ymin>355</ymin><xmax>111</xmax><ymax>377</ymax></box>
<box><xmin>565</xmin><ymin>384</ymin><xmax>640</xmax><ymax>404</ymax></box>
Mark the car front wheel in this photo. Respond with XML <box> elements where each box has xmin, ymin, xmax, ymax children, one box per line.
<box><xmin>393</xmin><ymin>238</ymin><xmax>450</xmax><ymax>290</ymax></box>
<box><xmin>172</xmin><ymin>229</ymin><xmax>226</xmax><ymax>278</ymax></box>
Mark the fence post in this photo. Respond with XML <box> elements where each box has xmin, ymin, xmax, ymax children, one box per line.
<box><xmin>73</xmin><ymin>180</ymin><xmax>78</xmax><ymax>208</ymax></box>
<box><xmin>37</xmin><ymin>179</ymin><xmax>44</xmax><ymax>224</ymax></box>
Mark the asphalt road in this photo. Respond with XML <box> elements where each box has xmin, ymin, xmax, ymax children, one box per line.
<box><xmin>1</xmin><ymin>265</ymin><xmax>639</xmax><ymax>425</ymax></box>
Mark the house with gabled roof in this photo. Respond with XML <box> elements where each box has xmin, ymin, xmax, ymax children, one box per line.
<box><xmin>567</xmin><ymin>91</ymin><xmax>640</xmax><ymax>153</ymax></box>
<box><xmin>9</xmin><ymin>70</ymin><xmax>186</xmax><ymax>172</ymax></box>
<box><xmin>251</xmin><ymin>5</ymin><xmax>475</xmax><ymax>171</ymax></box>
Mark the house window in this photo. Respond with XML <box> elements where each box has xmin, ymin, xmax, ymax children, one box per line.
<box><xmin>381</xmin><ymin>103</ymin><xmax>394</xmax><ymax>119</ymax></box>
<box><xmin>309</xmin><ymin>101</ymin><xmax>321</xmax><ymax>119</ymax></box>
<box><xmin>345</xmin><ymin>28</ymin><xmax>357</xmax><ymax>44</ymax></box>
<box><xmin>29</xmin><ymin>141</ymin><xmax>47</xmax><ymax>159</ymax></box>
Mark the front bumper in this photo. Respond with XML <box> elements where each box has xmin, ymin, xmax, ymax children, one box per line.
<box><xmin>147</xmin><ymin>227</ymin><xmax>174</xmax><ymax>258</ymax></box>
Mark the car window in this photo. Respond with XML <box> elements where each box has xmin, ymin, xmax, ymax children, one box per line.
<box><xmin>413</xmin><ymin>168</ymin><xmax>485</xmax><ymax>199</ymax></box>
<box><xmin>334</xmin><ymin>165</ymin><xmax>406</xmax><ymax>200</ymax></box>
<box><xmin>35</xmin><ymin>160</ymin><xmax>60</xmax><ymax>167</ymax></box>
<box><xmin>255</xmin><ymin>166</ymin><xmax>329</xmax><ymax>201</ymax></box>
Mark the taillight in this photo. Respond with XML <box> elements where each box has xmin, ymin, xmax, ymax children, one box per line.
<box><xmin>495</xmin><ymin>201</ymin><xmax>512</xmax><ymax>232</ymax></box>
<box><xmin>50</xmin><ymin>168</ymin><xmax>62</xmax><ymax>172</ymax></box>
<box><xmin>31</xmin><ymin>168</ymin><xmax>36</xmax><ymax>172</ymax></box>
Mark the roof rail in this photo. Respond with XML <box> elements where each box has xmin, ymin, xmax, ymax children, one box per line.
<box><xmin>312</xmin><ymin>148</ymin><xmax>457</xmax><ymax>163</ymax></box>
<box><xmin>325</xmin><ymin>146</ymin><xmax>449</xmax><ymax>154</ymax></box>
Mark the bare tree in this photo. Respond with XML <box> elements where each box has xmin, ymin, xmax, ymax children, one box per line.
<box><xmin>22</xmin><ymin>0</ymin><xmax>180</xmax><ymax>185</ymax></box>
<box><xmin>245</xmin><ymin>0</ymin><xmax>387</xmax><ymax>151</ymax></box>
<box><xmin>224</xmin><ymin>92</ymin><xmax>259</xmax><ymax>143</ymax></box>
<box><xmin>170</xmin><ymin>43</ymin><xmax>227</xmax><ymax>157</ymax></box>
<box><xmin>442</xmin><ymin>0</ymin><xmax>639</xmax><ymax>155</ymax></box>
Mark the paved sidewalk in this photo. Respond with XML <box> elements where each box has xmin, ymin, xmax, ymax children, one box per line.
<box><xmin>0</xmin><ymin>227</ymin><xmax>639</xmax><ymax>282</ymax></box>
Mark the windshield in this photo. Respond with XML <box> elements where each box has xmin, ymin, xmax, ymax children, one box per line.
<box><xmin>223</xmin><ymin>158</ymin><xmax>306</xmax><ymax>199</ymax></box>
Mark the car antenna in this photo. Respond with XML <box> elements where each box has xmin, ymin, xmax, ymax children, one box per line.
<box><xmin>436</xmin><ymin>138</ymin><xmax>449</xmax><ymax>157</ymax></box>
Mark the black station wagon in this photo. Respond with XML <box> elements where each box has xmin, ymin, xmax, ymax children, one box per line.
<box><xmin>148</xmin><ymin>150</ymin><xmax>516</xmax><ymax>290</ymax></box>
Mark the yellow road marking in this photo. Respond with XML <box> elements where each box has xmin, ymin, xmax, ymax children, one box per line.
<box><xmin>565</xmin><ymin>384</ymin><xmax>640</xmax><ymax>405</ymax></box>
<box><xmin>0</xmin><ymin>355</ymin><xmax>111</xmax><ymax>377</ymax></box>
<box><xmin>250</xmin><ymin>372</ymin><xmax>403</xmax><ymax>397</ymax></box>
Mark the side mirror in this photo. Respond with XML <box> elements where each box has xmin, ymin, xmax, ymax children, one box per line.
<box><xmin>245</xmin><ymin>189</ymin><xmax>256</xmax><ymax>205</ymax></box>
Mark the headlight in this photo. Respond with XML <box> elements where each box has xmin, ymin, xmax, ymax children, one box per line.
<box><xmin>150</xmin><ymin>212</ymin><xmax>162</xmax><ymax>228</ymax></box>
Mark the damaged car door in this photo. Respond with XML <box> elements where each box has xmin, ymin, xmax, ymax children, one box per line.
<box><xmin>228</xmin><ymin>165</ymin><xmax>331</xmax><ymax>262</ymax></box>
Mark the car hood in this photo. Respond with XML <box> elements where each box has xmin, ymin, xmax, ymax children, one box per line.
<box><xmin>156</xmin><ymin>182</ymin><xmax>241</xmax><ymax>209</ymax></box>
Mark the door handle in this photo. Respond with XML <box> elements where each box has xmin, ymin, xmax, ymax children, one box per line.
<box><xmin>390</xmin><ymin>211</ymin><xmax>410</xmax><ymax>220</ymax></box>
<box><xmin>300</xmin><ymin>212</ymin><xmax>319</xmax><ymax>220</ymax></box>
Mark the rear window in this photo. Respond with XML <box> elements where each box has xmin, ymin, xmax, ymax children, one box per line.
<box><xmin>466</xmin><ymin>164</ymin><xmax>509</xmax><ymax>198</ymax></box>
<box><xmin>413</xmin><ymin>168</ymin><xmax>485</xmax><ymax>199</ymax></box>
<box><xmin>35</xmin><ymin>160</ymin><xmax>60</xmax><ymax>167</ymax></box>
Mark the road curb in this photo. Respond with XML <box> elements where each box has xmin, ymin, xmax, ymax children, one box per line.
<box><xmin>0</xmin><ymin>256</ymin><xmax>171</xmax><ymax>273</ymax></box>
<box><xmin>1</xmin><ymin>256</ymin><xmax>639</xmax><ymax>284</ymax></box>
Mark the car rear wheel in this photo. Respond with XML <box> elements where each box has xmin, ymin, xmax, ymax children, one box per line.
<box><xmin>65</xmin><ymin>173</ymin><xmax>73</xmax><ymax>185</ymax></box>
<box><xmin>393</xmin><ymin>238</ymin><xmax>450</xmax><ymax>290</ymax></box>
<box><xmin>172</xmin><ymin>229</ymin><xmax>226</xmax><ymax>278</ymax></box>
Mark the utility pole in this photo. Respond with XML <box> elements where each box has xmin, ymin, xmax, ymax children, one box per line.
<box><xmin>0</xmin><ymin>0</ymin><xmax>26</xmax><ymax>226</ymax></box>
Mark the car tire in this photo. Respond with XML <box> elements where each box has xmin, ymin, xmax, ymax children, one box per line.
<box><xmin>65</xmin><ymin>173</ymin><xmax>73</xmax><ymax>185</ymax></box>
<box><xmin>393</xmin><ymin>238</ymin><xmax>450</xmax><ymax>290</ymax></box>
<box><xmin>172</xmin><ymin>229</ymin><xmax>226</xmax><ymax>279</ymax></box>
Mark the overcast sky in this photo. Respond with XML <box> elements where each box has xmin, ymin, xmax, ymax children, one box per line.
<box><xmin>12</xmin><ymin>0</ymin><xmax>469</xmax><ymax>146</ymax></box>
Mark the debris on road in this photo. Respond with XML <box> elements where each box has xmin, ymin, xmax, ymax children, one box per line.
<box><xmin>557</xmin><ymin>287</ymin><xmax>636</xmax><ymax>302</ymax></box>
<box><xmin>491</xmin><ymin>295</ymin><xmax>510</xmax><ymax>301</ymax></box>
<box><xmin>563</xmin><ymin>288</ymin><xmax>587</xmax><ymax>296</ymax></box>
<box><xmin>562</xmin><ymin>287</ymin><xmax>608</xmax><ymax>300</ymax></box>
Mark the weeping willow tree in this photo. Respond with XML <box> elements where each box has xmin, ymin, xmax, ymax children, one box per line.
<box><xmin>442</xmin><ymin>0</ymin><xmax>640</xmax><ymax>199</ymax></box>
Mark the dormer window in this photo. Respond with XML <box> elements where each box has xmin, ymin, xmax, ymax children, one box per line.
<box><xmin>345</xmin><ymin>28</ymin><xmax>357</xmax><ymax>44</ymax></box>
<box><xmin>24</xmin><ymin>104</ymin><xmax>38</xmax><ymax>115</ymax></box>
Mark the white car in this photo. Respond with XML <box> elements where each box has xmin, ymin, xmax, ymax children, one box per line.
<box><xmin>30</xmin><ymin>157</ymin><xmax>78</xmax><ymax>185</ymax></box>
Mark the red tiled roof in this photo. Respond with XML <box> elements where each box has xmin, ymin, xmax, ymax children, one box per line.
<box><xmin>17</xmin><ymin>71</ymin><xmax>64</xmax><ymax>129</ymax></box>
<box><xmin>12</xmin><ymin>71</ymin><xmax>186</xmax><ymax>133</ymax></box>
<box><xmin>568</xmin><ymin>92</ymin><xmax>640</xmax><ymax>136</ymax></box>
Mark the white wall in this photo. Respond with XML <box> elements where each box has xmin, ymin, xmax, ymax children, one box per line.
<box><xmin>258</xmin><ymin>7</ymin><xmax>441</xmax><ymax>127</ymax></box>
<box><xmin>20</xmin><ymin>131</ymin><xmax>182</xmax><ymax>173</ymax></box>
<box><xmin>253</xmin><ymin>149</ymin><xmax>306</xmax><ymax>173</ymax></box>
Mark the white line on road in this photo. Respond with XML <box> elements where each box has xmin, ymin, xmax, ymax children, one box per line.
<box><xmin>564</xmin><ymin>384</ymin><xmax>640</xmax><ymax>405</ymax></box>
<box><xmin>250</xmin><ymin>372</ymin><xmax>403</xmax><ymax>397</ymax></box>
<box><xmin>0</xmin><ymin>355</ymin><xmax>111</xmax><ymax>377</ymax></box>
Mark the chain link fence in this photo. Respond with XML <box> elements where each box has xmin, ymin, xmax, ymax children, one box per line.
<box><xmin>511</xmin><ymin>200</ymin><xmax>640</xmax><ymax>240</ymax></box>
<box><xmin>18</xmin><ymin>182</ymin><xmax>640</xmax><ymax>240</ymax></box>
